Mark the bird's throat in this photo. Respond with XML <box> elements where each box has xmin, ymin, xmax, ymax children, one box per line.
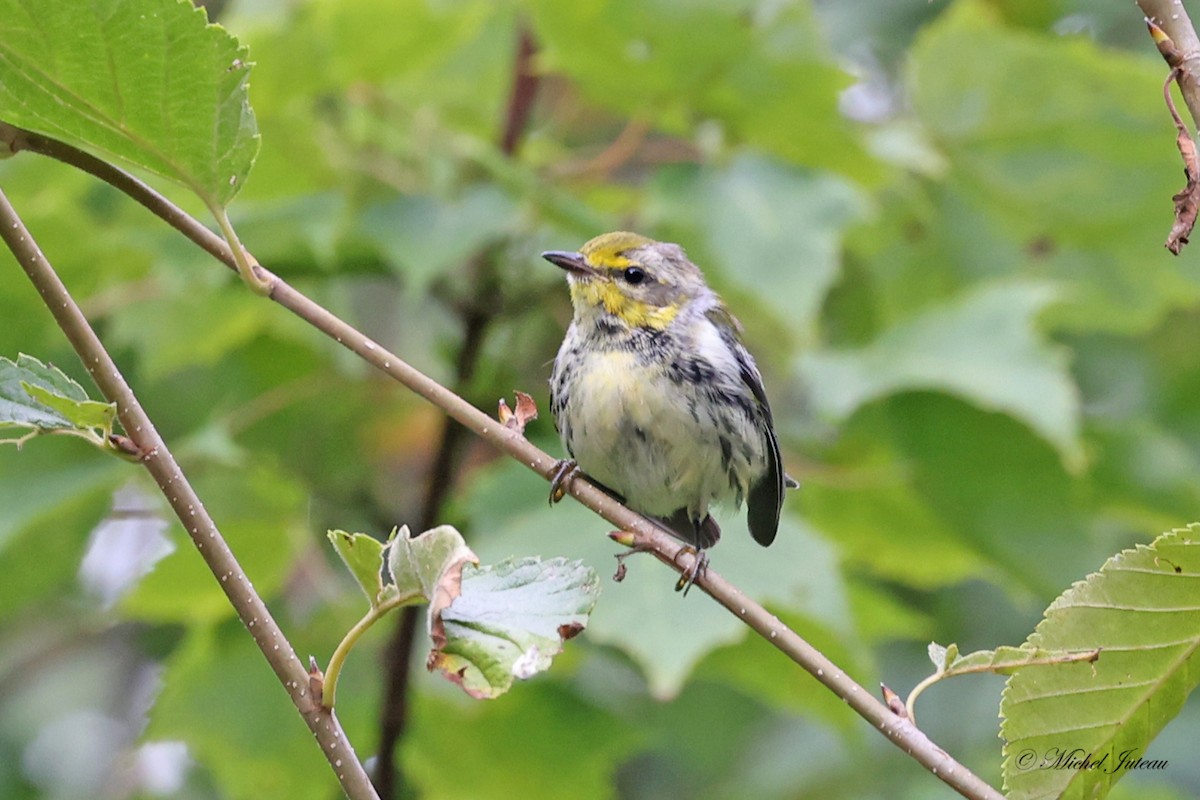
<box><xmin>571</xmin><ymin>280</ymin><xmax>679</xmax><ymax>331</ymax></box>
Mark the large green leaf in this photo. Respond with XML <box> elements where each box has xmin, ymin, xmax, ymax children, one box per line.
<box><xmin>1001</xmin><ymin>526</ymin><xmax>1200</xmax><ymax>800</ymax></box>
<box><xmin>0</xmin><ymin>0</ymin><xmax>259</xmax><ymax>206</ymax></box>
<box><xmin>801</xmin><ymin>281</ymin><xmax>1082</xmax><ymax>467</ymax></box>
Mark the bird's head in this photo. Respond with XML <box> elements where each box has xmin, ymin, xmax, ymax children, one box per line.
<box><xmin>542</xmin><ymin>231</ymin><xmax>709</xmax><ymax>331</ymax></box>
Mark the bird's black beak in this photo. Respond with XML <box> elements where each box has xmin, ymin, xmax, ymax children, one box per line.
<box><xmin>542</xmin><ymin>250</ymin><xmax>596</xmax><ymax>277</ymax></box>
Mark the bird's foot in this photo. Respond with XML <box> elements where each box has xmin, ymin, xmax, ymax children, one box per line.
<box><xmin>548</xmin><ymin>459</ymin><xmax>578</xmax><ymax>505</ymax></box>
<box><xmin>673</xmin><ymin>546</ymin><xmax>709</xmax><ymax>596</ymax></box>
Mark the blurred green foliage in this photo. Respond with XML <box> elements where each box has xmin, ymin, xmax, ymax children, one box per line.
<box><xmin>2</xmin><ymin>0</ymin><xmax>1200</xmax><ymax>798</ymax></box>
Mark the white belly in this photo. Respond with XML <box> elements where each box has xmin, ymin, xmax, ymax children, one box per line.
<box><xmin>562</xmin><ymin>350</ymin><xmax>746</xmax><ymax>518</ymax></box>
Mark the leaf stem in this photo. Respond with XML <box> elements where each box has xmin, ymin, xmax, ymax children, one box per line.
<box><xmin>212</xmin><ymin>204</ymin><xmax>272</xmax><ymax>294</ymax></box>
<box><xmin>905</xmin><ymin>648</ymin><xmax>1101</xmax><ymax>723</ymax></box>
<box><xmin>324</xmin><ymin>594</ymin><xmax>421</xmax><ymax>709</ymax></box>
<box><xmin>0</xmin><ymin>186</ymin><xmax>380</xmax><ymax>800</ymax></box>
<box><xmin>7</xmin><ymin>126</ymin><xmax>1002</xmax><ymax>800</ymax></box>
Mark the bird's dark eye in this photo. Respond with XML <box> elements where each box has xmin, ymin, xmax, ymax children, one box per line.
<box><xmin>623</xmin><ymin>266</ymin><xmax>646</xmax><ymax>284</ymax></box>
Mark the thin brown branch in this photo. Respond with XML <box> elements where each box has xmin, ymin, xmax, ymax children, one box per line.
<box><xmin>1140</xmin><ymin>3</ymin><xmax>1200</xmax><ymax>252</ymax></box>
<box><xmin>6</xmin><ymin>125</ymin><xmax>1003</xmax><ymax>799</ymax></box>
<box><xmin>0</xmin><ymin>187</ymin><xmax>379</xmax><ymax>800</ymax></box>
<box><xmin>1140</xmin><ymin>0</ymin><xmax>1200</xmax><ymax>127</ymax></box>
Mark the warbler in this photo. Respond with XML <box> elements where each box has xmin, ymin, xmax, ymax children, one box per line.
<box><xmin>544</xmin><ymin>232</ymin><xmax>795</xmax><ymax>585</ymax></box>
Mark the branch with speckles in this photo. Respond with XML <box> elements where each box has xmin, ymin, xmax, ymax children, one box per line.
<box><xmin>0</xmin><ymin>186</ymin><xmax>380</xmax><ymax>800</ymax></box>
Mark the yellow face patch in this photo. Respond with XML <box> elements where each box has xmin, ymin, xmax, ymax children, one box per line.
<box><xmin>572</xmin><ymin>280</ymin><xmax>679</xmax><ymax>330</ymax></box>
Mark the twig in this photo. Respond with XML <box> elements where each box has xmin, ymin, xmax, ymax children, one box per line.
<box><xmin>6</xmin><ymin>127</ymin><xmax>1002</xmax><ymax>800</ymax></box>
<box><xmin>0</xmin><ymin>187</ymin><xmax>380</xmax><ymax>800</ymax></box>
<box><xmin>1140</xmin><ymin>1</ymin><xmax>1200</xmax><ymax>127</ymax></box>
<box><xmin>1140</xmin><ymin>3</ymin><xmax>1200</xmax><ymax>252</ymax></box>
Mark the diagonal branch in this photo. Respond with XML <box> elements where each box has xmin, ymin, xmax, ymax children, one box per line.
<box><xmin>4</xmin><ymin>126</ymin><xmax>1002</xmax><ymax>800</ymax></box>
<box><xmin>0</xmin><ymin>186</ymin><xmax>379</xmax><ymax>800</ymax></box>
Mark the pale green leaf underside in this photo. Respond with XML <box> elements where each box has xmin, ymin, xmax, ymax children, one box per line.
<box><xmin>0</xmin><ymin>0</ymin><xmax>259</xmax><ymax>206</ymax></box>
<box><xmin>327</xmin><ymin>529</ymin><xmax>387</xmax><ymax>606</ymax></box>
<box><xmin>430</xmin><ymin>557</ymin><xmax>601</xmax><ymax>699</ymax></box>
<box><xmin>387</xmin><ymin>524</ymin><xmax>479</xmax><ymax>610</ymax></box>
<box><xmin>1000</xmin><ymin>526</ymin><xmax>1200</xmax><ymax>800</ymax></box>
<box><xmin>0</xmin><ymin>354</ymin><xmax>115</xmax><ymax>444</ymax></box>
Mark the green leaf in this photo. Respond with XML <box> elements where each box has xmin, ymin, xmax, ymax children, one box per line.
<box><xmin>927</xmin><ymin>641</ymin><xmax>951</xmax><ymax>671</ymax></box>
<box><xmin>911</xmin><ymin>641</ymin><xmax>1100</xmax><ymax>722</ymax></box>
<box><xmin>0</xmin><ymin>354</ymin><xmax>115</xmax><ymax>446</ymax></box>
<box><xmin>800</xmin><ymin>282</ymin><xmax>1083</xmax><ymax>468</ymax></box>
<box><xmin>21</xmin><ymin>383</ymin><xmax>115</xmax><ymax>431</ymax></box>
<box><xmin>429</xmin><ymin>557</ymin><xmax>601</xmax><ymax>699</ymax></box>
<box><xmin>0</xmin><ymin>0</ymin><xmax>259</xmax><ymax>206</ymax></box>
<box><xmin>327</xmin><ymin>529</ymin><xmax>388</xmax><ymax>607</ymax></box>
<box><xmin>1000</xmin><ymin>526</ymin><xmax>1200</xmax><ymax>800</ymax></box>
<box><xmin>386</xmin><ymin>524</ymin><xmax>478</xmax><ymax>610</ymax></box>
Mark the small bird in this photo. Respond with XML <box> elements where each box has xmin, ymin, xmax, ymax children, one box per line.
<box><xmin>544</xmin><ymin>232</ymin><xmax>795</xmax><ymax>588</ymax></box>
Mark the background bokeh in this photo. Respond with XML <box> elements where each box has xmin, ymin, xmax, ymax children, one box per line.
<box><xmin>3</xmin><ymin>0</ymin><xmax>1200</xmax><ymax>797</ymax></box>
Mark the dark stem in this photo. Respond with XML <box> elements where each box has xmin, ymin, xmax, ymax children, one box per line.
<box><xmin>372</xmin><ymin>27</ymin><xmax>541</xmax><ymax>799</ymax></box>
<box><xmin>500</xmin><ymin>28</ymin><xmax>539</xmax><ymax>157</ymax></box>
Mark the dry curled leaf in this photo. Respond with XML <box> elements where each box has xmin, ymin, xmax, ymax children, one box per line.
<box><xmin>498</xmin><ymin>390</ymin><xmax>538</xmax><ymax>433</ymax></box>
<box><xmin>1167</xmin><ymin>76</ymin><xmax>1200</xmax><ymax>253</ymax></box>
